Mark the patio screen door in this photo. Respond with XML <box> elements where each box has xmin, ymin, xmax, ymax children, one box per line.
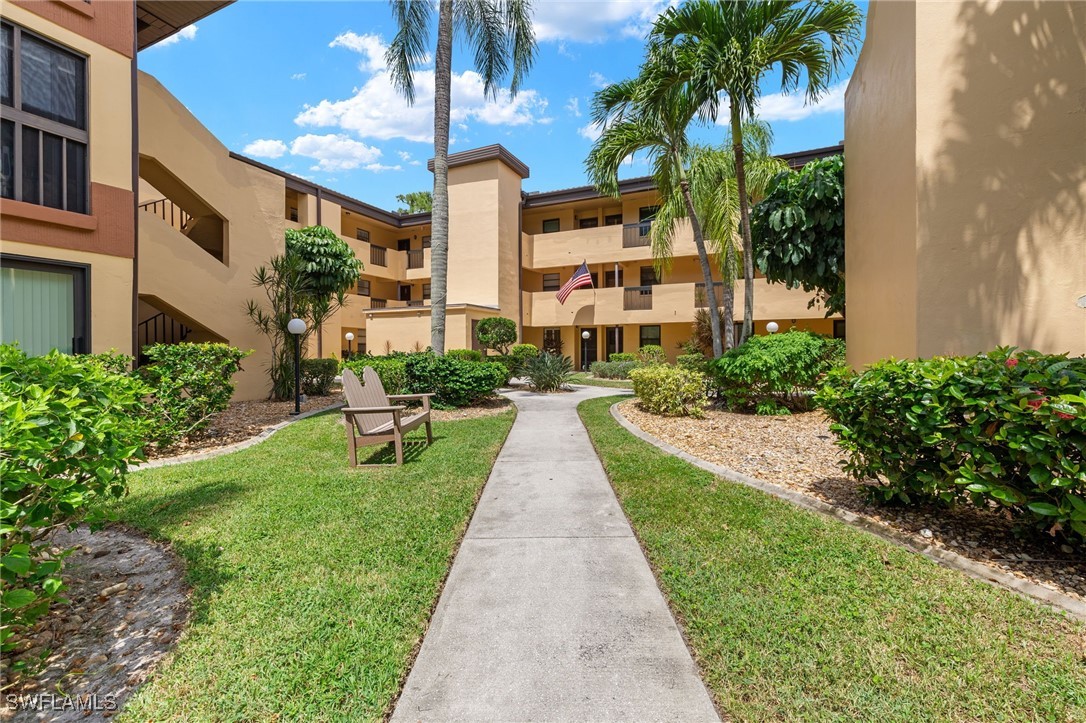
<box><xmin>0</xmin><ymin>257</ymin><xmax>86</xmax><ymax>355</ymax></box>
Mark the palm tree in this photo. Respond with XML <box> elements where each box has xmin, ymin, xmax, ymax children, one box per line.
<box><xmin>387</xmin><ymin>0</ymin><xmax>535</xmax><ymax>354</ymax></box>
<box><xmin>586</xmin><ymin>78</ymin><xmax>727</xmax><ymax>358</ymax></box>
<box><xmin>648</xmin><ymin>0</ymin><xmax>862</xmax><ymax>343</ymax></box>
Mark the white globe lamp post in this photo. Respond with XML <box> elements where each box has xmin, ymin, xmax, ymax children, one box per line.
<box><xmin>287</xmin><ymin>317</ymin><xmax>307</xmax><ymax>415</ymax></box>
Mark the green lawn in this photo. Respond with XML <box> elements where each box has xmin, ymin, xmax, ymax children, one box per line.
<box><xmin>579</xmin><ymin>396</ymin><xmax>1086</xmax><ymax>722</ymax></box>
<box><xmin>114</xmin><ymin>409</ymin><xmax>515</xmax><ymax>721</ymax></box>
<box><xmin>569</xmin><ymin>372</ymin><xmax>634</xmax><ymax>389</ymax></box>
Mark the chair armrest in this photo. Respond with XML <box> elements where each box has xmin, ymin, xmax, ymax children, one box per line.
<box><xmin>387</xmin><ymin>394</ymin><xmax>435</xmax><ymax>400</ymax></box>
<box><xmin>342</xmin><ymin>405</ymin><xmax>406</xmax><ymax>413</ymax></box>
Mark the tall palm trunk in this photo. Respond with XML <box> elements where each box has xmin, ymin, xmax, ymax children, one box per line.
<box><xmin>722</xmin><ymin>244</ymin><xmax>736</xmax><ymax>350</ymax></box>
<box><xmin>731</xmin><ymin>109</ymin><xmax>754</xmax><ymax>344</ymax></box>
<box><xmin>676</xmin><ymin>152</ymin><xmax>723</xmax><ymax>358</ymax></box>
<box><xmin>429</xmin><ymin>0</ymin><xmax>453</xmax><ymax>355</ymax></box>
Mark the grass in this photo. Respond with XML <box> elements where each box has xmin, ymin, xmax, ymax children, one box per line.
<box><xmin>578</xmin><ymin>396</ymin><xmax>1086</xmax><ymax>722</ymax></box>
<box><xmin>569</xmin><ymin>372</ymin><xmax>634</xmax><ymax>389</ymax></box>
<box><xmin>113</xmin><ymin>409</ymin><xmax>515</xmax><ymax>721</ymax></box>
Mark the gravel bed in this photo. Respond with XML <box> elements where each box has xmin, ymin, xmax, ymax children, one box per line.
<box><xmin>619</xmin><ymin>400</ymin><xmax>1085</xmax><ymax>604</ymax></box>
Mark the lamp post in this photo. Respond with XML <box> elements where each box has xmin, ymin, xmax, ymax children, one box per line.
<box><xmin>345</xmin><ymin>331</ymin><xmax>355</xmax><ymax>360</ymax></box>
<box><xmin>766</xmin><ymin>321</ymin><xmax>780</xmax><ymax>335</ymax></box>
<box><xmin>581</xmin><ymin>329</ymin><xmax>590</xmax><ymax>372</ymax></box>
<box><xmin>287</xmin><ymin>317</ymin><xmax>306</xmax><ymax>415</ymax></box>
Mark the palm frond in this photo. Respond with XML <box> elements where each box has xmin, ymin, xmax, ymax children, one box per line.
<box><xmin>386</xmin><ymin>0</ymin><xmax>434</xmax><ymax>104</ymax></box>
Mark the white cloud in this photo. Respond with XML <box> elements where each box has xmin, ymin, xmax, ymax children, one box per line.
<box><xmin>589</xmin><ymin>71</ymin><xmax>609</xmax><ymax>89</ymax></box>
<box><xmin>578</xmin><ymin>121</ymin><xmax>603</xmax><ymax>142</ymax></box>
<box><xmin>291</xmin><ymin>73</ymin><xmax>307</xmax><ymax>81</ymax></box>
<box><xmin>565</xmin><ymin>97</ymin><xmax>582</xmax><ymax>117</ymax></box>
<box><xmin>397</xmin><ymin>151</ymin><xmax>412</xmax><ymax>161</ymax></box>
<box><xmin>242</xmin><ymin>139</ymin><xmax>288</xmax><ymax>159</ymax></box>
<box><xmin>289</xmin><ymin>133</ymin><xmax>383</xmax><ymax>171</ymax></box>
<box><xmin>532</xmin><ymin>1</ymin><xmax>674</xmax><ymax>43</ymax></box>
<box><xmin>156</xmin><ymin>24</ymin><xmax>197</xmax><ymax>47</ymax></box>
<box><xmin>364</xmin><ymin>163</ymin><xmax>402</xmax><ymax>173</ymax></box>
<box><xmin>556</xmin><ymin>41</ymin><xmax>577</xmax><ymax>60</ymax></box>
<box><xmin>753</xmin><ymin>80</ymin><xmax>849</xmax><ymax>122</ymax></box>
<box><xmin>329</xmin><ymin>31</ymin><xmax>388</xmax><ymax>73</ymax></box>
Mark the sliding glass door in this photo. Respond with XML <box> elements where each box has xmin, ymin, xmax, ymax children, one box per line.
<box><xmin>0</xmin><ymin>255</ymin><xmax>88</xmax><ymax>355</ymax></box>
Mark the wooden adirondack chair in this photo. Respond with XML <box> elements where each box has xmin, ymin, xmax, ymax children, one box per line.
<box><xmin>341</xmin><ymin>367</ymin><xmax>434</xmax><ymax>466</ymax></box>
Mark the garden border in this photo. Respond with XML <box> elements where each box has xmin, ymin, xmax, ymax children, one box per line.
<box><xmin>133</xmin><ymin>402</ymin><xmax>344</xmax><ymax>470</ymax></box>
<box><xmin>609</xmin><ymin>401</ymin><xmax>1086</xmax><ymax>622</ymax></box>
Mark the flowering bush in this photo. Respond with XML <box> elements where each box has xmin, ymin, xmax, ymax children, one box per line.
<box><xmin>816</xmin><ymin>348</ymin><xmax>1086</xmax><ymax>541</ymax></box>
<box><xmin>630</xmin><ymin>364</ymin><xmax>708</xmax><ymax>418</ymax></box>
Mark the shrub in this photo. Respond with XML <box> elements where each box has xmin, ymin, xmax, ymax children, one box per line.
<box><xmin>709</xmin><ymin>331</ymin><xmax>840</xmax><ymax>414</ymax></box>
<box><xmin>638</xmin><ymin>345</ymin><xmax>667</xmax><ymax>365</ymax></box>
<box><xmin>404</xmin><ymin>354</ymin><xmax>507</xmax><ymax>407</ymax></box>
<box><xmin>475</xmin><ymin>317</ymin><xmax>517</xmax><ymax>354</ymax></box>
<box><xmin>491</xmin><ymin>355</ymin><xmax>519</xmax><ymax>385</ymax></box>
<box><xmin>630</xmin><ymin>364</ymin><xmax>708</xmax><ymax>418</ymax></box>
<box><xmin>609</xmin><ymin>352</ymin><xmax>637</xmax><ymax>363</ymax></box>
<box><xmin>80</xmin><ymin>350</ymin><xmax>133</xmax><ymax>374</ymax></box>
<box><xmin>343</xmin><ymin>357</ymin><xmax>409</xmax><ymax>395</ymax></box>
<box><xmin>523</xmin><ymin>353</ymin><xmax>574</xmax><ymax>392</ymax></box>
<box><xmin>300</xmin><ymin>358</ymin><xmax>338</xmax><ymax>396</ymax></box>
<box><xmin>1</xmin><ymin>346</ymin><xmax>149</xmax><ymax>655</ymax></box>
<box><xmin>590</xmin><ymin>360</ymin><xmax>641</xmax><ymax>379</ymax></box>
<box><xmin>816</xmin><ymin>348</ymin><xmax>1086</xmax><ymax>541</ymax></box>
<box><xmin>676</xmin><ymin>354</ymin><xmax>708</xmax><ymax>374</ymax></box>
<box><xmin>140</xmin><ymin>343</ymin><xmax>249</xmax><ymax>446</ymax></box>
<box><xmin>510</xmin><ymin>344</ymin><xmax>539</xmax><ymax>363</ymax></box>
<box><xmin>446</xmin><ymin>348</ymin><xmax>483</xmax><ymax>362</ymax></box>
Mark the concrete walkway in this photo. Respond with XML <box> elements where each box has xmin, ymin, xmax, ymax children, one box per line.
<box><xmin>392</xmin><ymin>385</ymin><xmax>720</xmax><ymax>723</ymax></box>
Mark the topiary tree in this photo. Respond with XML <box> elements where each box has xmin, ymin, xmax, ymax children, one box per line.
<box><xmin>475</xmin><ymin>317</ymin><xmax>517</xmax><ymax>355</ymax></box>
<box><xmin>752</xmin><ymin>155</ymin><xmax>845</xmax><ymax>317</ymax></box>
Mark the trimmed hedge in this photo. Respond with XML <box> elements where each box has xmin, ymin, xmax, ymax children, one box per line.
<box><xmin>404</xmin><ymin>354</ymin><xmax>507</xmax><ymax>407</ymax></box>
<box><xmin>301</xmin><ymin>358</ymin><xmax>338</xmax><ymax>396</ymax></box>
<box><xmin>638</xmin><ymin>345</ymin><xmax>667</xmax><ymax>365</ymax></box>
<box><xmin>630</xmin><ymin>364</ymin><xmax>708</xmax><ymax>418</ymax></box>
<box><xmin>676</xmin><ymin>354</ymin><xmax>708</xmax><ymax>374</ymax></box>
<box><xmin>609</xmin><ymin>352</ymin><xmax>637</xmax><ymax>363</ymax></box>
<box><xmin>343</xmin><ymin>356</ymin><xmax>409</xmax><ymax>395</ymax></box>
<box><xmin>589</xmin><ymin>360</ymin><xmax>641</xmax><ymax>379</ymax></box>
<box><xmin>816</xmin><ymin>348</ymin><xmax>1086</xmax><ymax>541</ymax></box>
<box><xmin>446</xmin><ymin>349</ymin><xmax>483</xmax><ymax>362</ymax></box>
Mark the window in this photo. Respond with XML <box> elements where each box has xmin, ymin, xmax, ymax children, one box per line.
<box><xmin>398</xmin><ymin>284</ymin><xmax>412</xmax><ymax>301</ymax></box>
<box><xmin>638</xmin><ymin>206</ymin><xmax>658</xmax><ymax>222</ymax></box>
<box><xmin>833</xmin><ymin>319</ymin><xmax>846</xmax><ymax>339</ymax></box>
<box><xmin>605</xmin><ymin>326</ymin><xmax>623</xmax><ymax>358</ymax></box>
<box><xmin>397</xmin><ymin>238</ymin><xmax>410</xmax><ymax>252</ymax></box>
<box><xmin>542</xmin><ymin>273</ymin><xmax>560</xmax><ymax>291</ymax></box>
<box><xmin>604</xmin><ymin>213</ymin><xmax>622</xmax><ymax>226</ymax></box>
<box><xmin>0</xmin><ymin>23</ymin><xmax>88</xmax><ymax>213</ymax></box>
<box><xmin>543</xmin><ymin>328</ymin><xmax>562</xmax><ymax>354</ymax></box>
<box><xmin>578</xmin><ymin>217</ymin><xmax>598</xmax><ymax>229</ymax></box>
<box><xmin>422</xmin><ymin>235</ymin><xmax>431</xmax><ymax>249</ymax></box>
<box><xmin>0</xmin><ymin>255</ymin><xmax>88</xmax><ymax>355</ymax></box>
<box><xmin>422</xmin><ymin>283</ymin><xmax>431</xmax><ymax>300</ymax></box>
<box><xmin>541</xmin><ymin>218</ymin><xmax>560</xmax><ymax>233</ymax></box>
<box><xmin>588</xmin><ymin>272</ymin><xmax>598</xmax><ymax>288</ymax></box>
<box><xmin>288</xmin><ymin>207</ymin><xmax>298</xmax><ymax>222</ymax></box>
<box><xmin>639</xmin><ymin>325</ymin><xmax>661</xmax><ymax>349</ymax></box>
<box><xmin>356</xmin><ymin>278</ymin><xmax>370</xmax><ymax>296</ymax></box>
<box><xmin>604</xmin><ymin>268</ymin><xmax>624</xmax><ymax>287</ymax></box>
<box><xmin>639</xmin><ymin>266</ymin><xmax>659</xmax><ymax>286</ymax></box>
<box><xmin>355</xmin><ymin>228</ymin><xmax>370</xmax><ymax>242</ymax></box>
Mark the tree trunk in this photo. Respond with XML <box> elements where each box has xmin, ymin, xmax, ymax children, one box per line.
<box><xmin>722</xmin><ymin>245</ymin><xmax>736</xmax><ymax>350</ymax></box>
<box><xmin>430</xmin><ymin>0</ymin><xmax>454</xmax><ymax>355</ymax></box>
<box><xmin>676</xmin><ymin>153</ymin><xmax>722</xmax><ymax>358</ymax></box>
<box><xmin>731</xmin><ymin>108</ymin><xmax>754</xmax><ymax>344</ymax></box>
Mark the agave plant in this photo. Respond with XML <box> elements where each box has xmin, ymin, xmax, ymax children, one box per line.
<box><xmin>523</xmin><ymin>352</ymin><xmax>573</xmax><ymax>393</ymax></box>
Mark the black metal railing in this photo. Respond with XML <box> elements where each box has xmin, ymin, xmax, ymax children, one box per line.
<box><xmin>406</xmin><ymin>249</ymin><xmax>425</xmax><ymax>269</ymax></box>
<box><xmin>406</xmin><ymin>299</ymin><xmax>427</xmax><ymax>307</ymax></box>
<box><xmin>370</xmin><ymin>246</ymin><xmax>387</xmax><ymax>267</ymax></box>
<box><xmin>622</xmin><ymin>221</ymin><xmax>652</xmax><ymax>247</ymax></box>
<box><xmin>695</xmin><ymin>282</ymin><xmax>725</xmax><ymax>308</ymax></box>
<box><xmin>137</xmin><ymin>312</ymin><xmax>191</xmax><ymax>364</ymax></box>
<box><xmin>138</xmin><ymin>198</ymin><xmax>193</xmax><ymax>231</ymax></box>
<box><xmin>623</xmin><ymin>285</ymin><xmax>653</xmax><ymax>310</ymax></box>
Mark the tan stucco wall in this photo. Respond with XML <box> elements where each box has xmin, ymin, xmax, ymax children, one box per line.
<box><xmin>847</xmin><ymin>0</ymin><xmax>1086</xmax><ymax>368</ymax></box>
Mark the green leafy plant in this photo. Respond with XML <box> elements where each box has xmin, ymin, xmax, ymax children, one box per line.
<box><xmin>590</xmin><ymin>360</ymin><xmax>641</xmax><ymax>379</ymax></box>
<box><xmin>404</xmin><ymin>354</ymin><xmax>507</xmax><ymax>407</ymax></box>
<box><xmin>139</xmin><ymin>343</ymin><xmax>249</xmax><ymax>446</ymax></box>
<box><xmin>676</xmin><ymin>354</ymin><xmax>709</xmax><ymax>374</ymax></box>
<box><xmin>637</xmin><ymin>345</ymin><xmax>667</xmax><ymax>365</ymax></box>
<box><xmin>79</xmin><ymin>350</ymin><xmax>133</xmax><ymax>375</ymax></box>
<box><xmin>609</xmin><ymin>352</ymin><xmax>637</xmax><ymax>363</ymax></box>
<box><xmin>709</xmin><ymin>331</ymin><xmax>841</xmax><ymax>414</ymax></box>
<box><xmin>342</xmin><ymin>357</ymin><xmax>409</xmax><ymax>396</ymax></box>
<box><xmin>753</xmin><ymin>155</ymin><xmax>846</xmax><ymax>316</ymax></box>
<box><xmin>510</xmin><ymin>343</ymin><xmax>539</xmax><ymax>363</ymax></box>
<box><xmin>816</xmin><ymin>348</ymin><xmax>1086</xmax><ymax>541</ymax></box>
<box><xmin>474</xmin><ymin>317</ymin><xmax>517</xmax><ymax>355</ymax></box>
<box><xmin>300</xmin><ymin>358</ymin><xmax>338</xmax><ymax>396</ymax></box>
<box><xmin>630</xmin><ymin>364</ymin><xmax>708</xmax><ymax>417</ymax></box>
<box><xmin>1</xmin><ymin>346</ymin><xmax>149</xmax><ymax>657</ymax></box>
<box><xmin>446</xmin><ymin>348</ymin><xmax>483</xmax><ymax>362</ymax></box>
<box><xmin>523</xmin><ymin>352</ymin><xmax>574</xmax><ymax>392</ymax></box>
<box><xmin>395</xmin><ymin>190</ymin><xmax>433</xmax><ymax>213</ymax></box>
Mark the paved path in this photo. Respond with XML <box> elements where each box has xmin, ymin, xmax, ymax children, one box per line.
<box><xmin>392</xmin><ymin>385</ymin><xmax>720</xmax><ymax>723</ymax></box>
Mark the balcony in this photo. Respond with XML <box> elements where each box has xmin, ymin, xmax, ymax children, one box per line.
<box><xmin>623</xmin><ymin>285</ymin><xmax>654</xmax><ymax>310</ymax></box>
<box><xmin>370</xmin><ymin>246</ymin><xmax>387</xmax><ymax>267</ymax></box>
<box><xmin>406</xmin><ymin>249</ymin><xmax>424</xmax><ymax>269</ymax></box>
<box><xmin>694</xmin><ymin>282</ymin><xmax>725</xmax><ymax>308</ymax></box>
<box><xmin>525</xmin><ymin>221</ymin><xmax>697</xmax><ymax>269</ymax></box>
<box><xmin>404</xmin><ymin>248</ymin><xmax>431</xmax><ymax>280</ymax></box>
<box><xmin>622</xmin><ymin>222</ymin><xmax>652</xmax><ymax>248</ymax></box>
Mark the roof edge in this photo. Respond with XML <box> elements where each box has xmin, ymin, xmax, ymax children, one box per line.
<box><xmin>427</xmin><ymin>144</ymin><xmax>530</xmax><ymax>179</ymax></box>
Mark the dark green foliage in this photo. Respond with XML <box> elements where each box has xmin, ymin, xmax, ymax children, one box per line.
<box><xmin>510</xmin><ymin>343</ymin><xmax>540</xmax><ymax>362</ymax></box>
<box><xmin>590</xmin><ymin>360</ymin><xmax>641</xmax><ymax>379</ymax></box>
<box><xmin>139</xmin><ymin>343</ymin><xmax>250</xmax><ymax>446</ymax></box>
<box><xmin>300</xmin><ymin>358</ymin><xmax>338</xmax><ymax>396</ymax></box>
<box><xmin>1</xmin><ymin>346</ymin><xmax>149</xmax><ymax>654</ymax></box>
<box><xmin>542</xmin><ymin>334</ymin><xmax>564</xmax><ymax>355</ymax></box>
<box><xmin>523</xmin><ymin>352</ymin><xmax>574</xmax><ymax>392</ymax></box>
<box><xmin>638</xmin><ymin>345</ymin><xmax>667</xmax><ymax>365</ymax></box>
<box><xmin>285</xmin><ymin>225</ymin><xmax>363</xmax><ymax>300</ymax></box>
<box><xmin>446</xmin><ymin>348</ymin><xmax>483</xmax><ymax>362</ymax></box>
<box><xmin>692</xmin><ymin>308</ymin><xmax>729</xmax><ymax>355</ymax></box>
<box><xmin>629</xmin><ymin>364</ymin><xmax>708</xmax><ymax>417</ymax></box>
<box><xmin>395</xmin><ymin>190</ymin><xmax>433</xmax><ymax>213</ymax></box>
<box><xmin>817</xmin><ymin>348</ymin><xmax>1086</xmax><ymax>542</ymax></box>
<box><xmin>709</xmin><ymin>331</ymin><xmax>842</xmax><ymax>414</ymax></box>
<box><xmin>609</xmin><ymin>352</ymin><xmax>637</xmax><ymax>363</ymax></box>
<box><xmin>404</xmin><ymin>354</ymin><xmax>507</xmax><ymax>407</ymax></box>
<box><xmin>753</xmin><ymin>155</ymin><xmax>845</xmax><ymax>316</ymax></box>
<box><xmin>676</xmin><ymin>354</ymin><xmax>709</xmax><ymax>374</ymax></box>
<box><xmin>343</xmin><ymin>357</ymin><xmax>409</xmax><ymax>395</ymax></box>
<box><xmin>79</xmin><ymin>350</ymin><xmax>133</xmax><ymax>374</ymax></box>
<box><xmin>492</xmin><ymin>356</ymin><xmax>518</xmax><ymax>385</ymax></box>
<box><xmin>474</xmin><ymin>317</ymin><xmax>517</xmax><ymax>354</ymax></box>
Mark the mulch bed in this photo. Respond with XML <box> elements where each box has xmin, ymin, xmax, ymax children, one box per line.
<box><xmin>619</xmin><ymin>400</ymin><xmax>1086</xmax><ymax>604</ymax></box>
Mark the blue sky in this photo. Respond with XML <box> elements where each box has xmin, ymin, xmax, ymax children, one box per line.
<box><xmin>140</xmin><ymin>1</ymin><xmax>865</xmax><ymax>211</ymax></box>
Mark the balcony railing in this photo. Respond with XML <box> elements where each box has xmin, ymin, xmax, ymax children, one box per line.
<box><xmin>695</xmin><ymin>282</ymin><xmax>725</xmax><ymax>308</ymax></box>
<box><xmin>139</xmin><ymin>198</ymin><xmax>193</xmax><ymax>232</ymax></box>
<box><xmin>370</xmin><ymin>246</ymin><xmax>387</xmax><ymax>267</ymax></box>
<box><xmin>623</xmin><ymin>285</ymin><xmax>653</xmax><ymax>310</ymax></box>
<box><xmin>370</xmin><ymin>298</ymin><xmax>387</xmax><ymax>309</ymax></box>
<box><xmin>406</xmin><ymin>249</ymin><xmax>424</xmax><ymax>269</ymax></box>
<box><xmin>622</xmin><ymin>222</ymin><xmax>652</xmax><ymax>248</ymax></box>
<box><xmin>406</xmin><ymin>299</ymin><xmax>426</xmax><ymax>307</ymax></box>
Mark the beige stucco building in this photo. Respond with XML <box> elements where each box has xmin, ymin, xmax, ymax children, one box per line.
<box><xmin>845</xmin><ymin>0</ymin><xmax>1086</xmax><ymax>368</ymax></box>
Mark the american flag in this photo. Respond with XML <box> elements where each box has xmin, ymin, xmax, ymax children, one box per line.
<box><xmin>556</xmin><ymin>261</ymin><xmax>593</xmax><ymax>304</ymax></box>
